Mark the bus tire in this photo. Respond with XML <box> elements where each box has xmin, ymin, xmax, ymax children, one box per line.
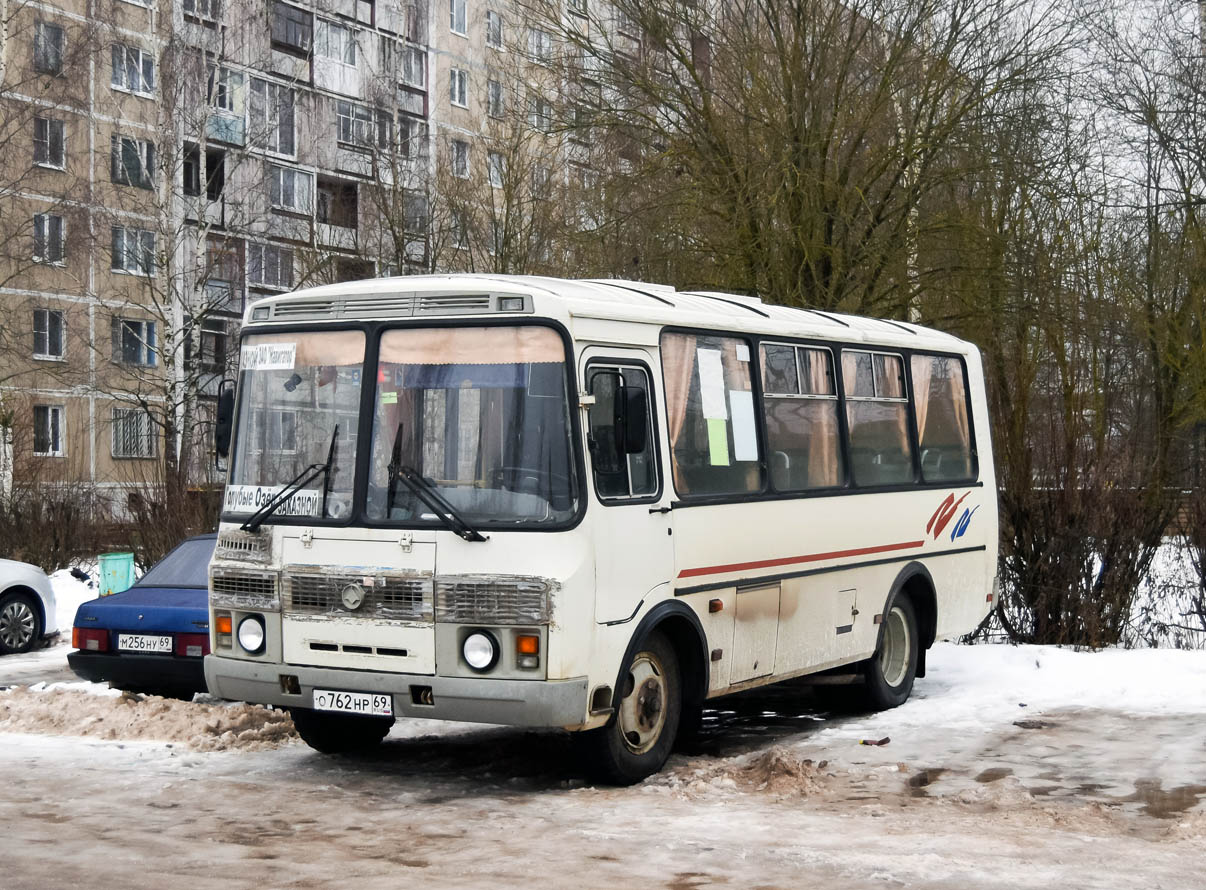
<box><xmin>289</xmin><ymin>707</ymin><xmax>394</xmax><ymax>754</ymax></box>
<box><xmin>580</xmin><ymin>631</ymin><xmax>681</xmax><ymax>785</ymax></box>
<box><xmin>863</xmin><ymin>596</ymin><xmax>919</xmax><ymax>711</ymax></box>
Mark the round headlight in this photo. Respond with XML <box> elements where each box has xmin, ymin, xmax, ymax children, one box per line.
<box><xmin>462</xmin><ymin>631</ymin><xmax>499</xmax><ymax>672</ymax></box>
<box><xmin>237</xmin><ymin>615</ymin><xmax>266</xmax><ymax>654</ymax></box>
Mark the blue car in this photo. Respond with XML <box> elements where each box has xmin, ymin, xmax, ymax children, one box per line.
<box><xmin>68</xmin><ymin>534</ymin><xmax>215</xmax><ymax>698</ymax></box>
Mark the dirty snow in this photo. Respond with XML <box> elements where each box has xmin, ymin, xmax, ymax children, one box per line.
<box><xmin>0</xmin><ymin>686</ymin><xmax>296</xmax><ymax>751</ymax></box>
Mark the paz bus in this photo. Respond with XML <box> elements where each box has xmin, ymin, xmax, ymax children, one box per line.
<box><xmin>204</xmin><ymin>274</ymin><xmax>997</xmax><ymax>783</ymax></box>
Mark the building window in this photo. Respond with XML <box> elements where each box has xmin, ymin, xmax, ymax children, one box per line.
<box><xmin>487</xmin><ymin>78</ymin><xmax>503</xmax><ymax>118</ymax></box>
<box><xmin>271</xmin><ymin>1</ymin><xmax>313</xmax><ymax>56</ymax></box>
<box><xmin>335</xmin><ymin>100</ymin><xmax>389</xmax><ymax>149</ymax></box>
<box><xmin>268</xmin><ymin>164</ymin><xmax>313</xmax><ymax>213</ymax></box>
<box><xmin>451</xmin><ymin>211</ymin><xmax>469</xmax><ymax>249</ymax></box>
<box><xmin>315</xmin><ymin>19</ymin><xmax>357</xmax><ymax>65</ymax></box>
<box><xmin>247</xmin><ymin>242</ymin><xmax>294</xmax><ymax>289</ymax></box>
<box><xmin>110</xmin><ymin>134</ymin><xmax>155</xmax><ymax>189</ymax></box>
<box><xmin>403</xmin><ymin>190</ymin><xmax>428</xmax><ymax>233</ymax></box>
<box><xmin>487</xmin><ymin>150</ymin><xmax>504</xmax><ymax>188</ymax></box>
<box><xmin>449</xmin><ymin>0</ymin><xmax>466</xmax><ymax>35</ymax></box>
<box><xmin>33</xmin><ymin>213</ymin><xmax>65</xmax><ymax>265</ymax></box>
<box><xmin>34</xmin><ymin>22</ymin><xmax>64</xmax><ymax>75</ymax></box>
<box><xmin>34</xmin><ymin>117</ymin><xmax>65</xmax><ymax>168</ymax></box>
<box><xmin>486</xmin><ymin>10</ymin><xmax>503</xmax><ymax>48</ymax></box>
<box><xmin>249</xmin><ymin>79</ymin><xmax>295</xmax><ymax>155</ymax></box>
<box><xmin>111</xmin><ymin>44</ymin><xmax>155</xmax><ymax>95</ymax></box>
<box><xmin>198</xmin><ymin>320</ymin><xmax>228</xmax><ymax>373</ymax></box>
<box><xmin>207</xmin><ymin>65</ymin><xmax>244</xmax><ymax>113</ymax></box>
<box><xmin>267</xmin><ymin>410</ymin><xmax>298</xmax><ymax>452</ymax></box>
<box><xmin>33</xmin><ymin>406</ymin><xmax>64</xmax><ymax>457</ymax></box>
<box><xmin>111</xmin><ymin>226</ymin><xmax>156</xmax><ymax>275</ymax></box>
<box><xmin>111</xmin><ymin>318</ymin><xmax>158</xmax><ymax>366</ymax></box>
<box><xmin>842</xmin><ymin>350</ymin><xmax>914</xmax><ymax>486</ymax></box>
<box><xmin>316</xmin><ymin>177</ymin><xmax>359</xmax><ymax>228</ymax></box>
<box><xmin>112</xmin><ymin>407</ymin><xmax>157</xmax><ymax>458</ymax></box>
<box><xmin>528</xmin><ymin>94</ymin><xmax>551</xmax><ymax>132</ymax></box>
<box><xmin>528</xmin><ymin>28</ymin><xmax>551</xmax><ymax>63</ymax></box>
<box><xmin>33</xmin><ymin>309</ymin><xmax>65</xmax><ymax>360</ymax></box>
<box><xmin>451</xmin><ymin>138</ymin><xmax>469</xmax><ymax>177</ymax></box>
<box><xmin>568</xmin><ymin>0</ymin><xmax>586</xmax><ymax>15</ymax></box>
<box><xmin>450</xmin><ymin>68</ymin><xmax>468</xmax><ymax>107</ymax></box>
<box><xmin>401</xmin><ymin>45</ymin><xmax>425</xmax><ymax>88</ymax></box>
<box><xmin>183</xmin><ymin>0</ymin><xmax>221</xmax><ymax>26</ymax></box>
<box><xmin>398</xmin><ymin>115</ymin><xmax>426</xmax><ymax>159</ymax></box>
<box><xmin>531</xmin><ymin>164</ymin><xmax>550</xmax><ymax>198</ymax></box>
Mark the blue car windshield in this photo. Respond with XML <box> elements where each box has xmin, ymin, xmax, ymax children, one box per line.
<box><xmin>136</xmin><ymin>537</ymin><xmax>216</xmax><ymax>588</ymax></box>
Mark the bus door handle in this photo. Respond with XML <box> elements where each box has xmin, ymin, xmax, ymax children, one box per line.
<box><xmin>649</xmin><ymin>506</ymin><xmax>671</xmax><ymax>514</ymax></box>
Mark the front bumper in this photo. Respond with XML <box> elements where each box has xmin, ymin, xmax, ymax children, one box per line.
<box><xmin>68</xmin><ymin>650</ymin><xmax>206</xmax><ymax>695</ymax></box>
<box><xmin>204</xmin><ymin>655</ymin><xmax>590</xmax><ymax>729</ymax></box>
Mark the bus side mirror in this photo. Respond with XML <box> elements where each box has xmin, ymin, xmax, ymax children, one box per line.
<box><xmin>215</xmin><ymin>381</ymin><xmax>235</xmax><ymax>463</ymax></box>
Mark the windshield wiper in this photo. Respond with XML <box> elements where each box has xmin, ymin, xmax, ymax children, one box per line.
<box><xmin>241</xmin><ymin>426</ymin><xmax>339</xmax><ymax>533</ymax></box>
<box><xmin>384</xmin><ymin>425</ymin><xmax>486</xmax><ymax>542</ymax></box>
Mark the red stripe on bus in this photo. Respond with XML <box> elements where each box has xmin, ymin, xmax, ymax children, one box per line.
<box><xmin>677</xmin><ymin>540</ymin><xmax>927</xmax><ymax>579</ymax></box>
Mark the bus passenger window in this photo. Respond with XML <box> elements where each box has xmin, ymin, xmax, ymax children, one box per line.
<box><xmin>660</xmin><ymin>332</ymin><xmax>762</xmax><ymax>497</ymax></box>
<box><xmin>842</xmin><ymin>350</ymin><xmax>914</xmax><ymax>487</ymax></box>
<box><xmin>586</xmin><ymin>366</ymin><xmax>657</xmax><ymax>499</ymax></box>
<box><xmin>761</xmin><ymin>344</ymin><xmax>842</xmax><ymax>491</ymax></box>
<box><xmin>911</xmin><ymin>354</ymin><xmax>974</xmax><ymax>482</ymax></box>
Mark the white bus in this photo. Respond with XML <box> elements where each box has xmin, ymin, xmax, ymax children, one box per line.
<box><xmin>205</xmin><ymin>275</ymin><xmax>997</xmax><ymax>783</ymax></box>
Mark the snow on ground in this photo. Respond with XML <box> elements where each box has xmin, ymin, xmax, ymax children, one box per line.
<box><xmin>47</xmin><ymin>563</ymin><xmax>100</xmax><ymax>637</ymax></box>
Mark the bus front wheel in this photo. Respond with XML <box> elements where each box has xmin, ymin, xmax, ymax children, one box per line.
<box><xmin>580</xmin><ymin>631</ymin><xmax>682</xmax><ymax>785</ymax></box>
<box><xmin>290</xmin><ymin>707</ymin><xmax>394</xmax><ymax>754</ymax></box>
<box><xmin>863</xmin><ymin>596</ymin><xmax>919</xmax><ymax>710</ymax></box>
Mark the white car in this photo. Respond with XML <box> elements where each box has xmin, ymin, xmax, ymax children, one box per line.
<box><xmin>0</xmin><ymin>560</ymin><xmax>58</xmax><ymax>654</ymax></box>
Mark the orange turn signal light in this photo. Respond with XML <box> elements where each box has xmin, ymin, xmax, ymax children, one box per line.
<box><xmin>216</xmin><ymin>615</ymin><xmax>233</xmax><ymax>634</ymax></box>
<box><xmin>516</xmin><ymin>634</ymin><xmax>539</xmax><ymax>655</ymax></box>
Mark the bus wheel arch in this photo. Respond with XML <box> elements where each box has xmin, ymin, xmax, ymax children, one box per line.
<box><xmin>883</xmin><ymin>563</ymin><xmax>937</xmax><ymax>678</ymax></box>
<box><xmin>580</xmin><ymin>602</ymin><xmax>708</xmax><ymax>783</ymax></box>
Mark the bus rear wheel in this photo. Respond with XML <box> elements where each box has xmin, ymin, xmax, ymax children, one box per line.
<box><xmin>580</xmin><ymin>631</ymin><xmax>681</xmax><ymax>785</ymax></box>
<box><xmin>863</xmin><ymin>596</ymin><xmax>919</xmax><ymax>711</ymax></box>
<box><xmin>289</xmin><ymin>707</ymin><xmax>394</xmax><ymax>754</ymax></box>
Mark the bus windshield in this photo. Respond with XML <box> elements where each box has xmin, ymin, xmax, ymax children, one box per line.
<box><xmin>365</xmin><ymin>325</ymin><xmax>578</xmax><ymax>526</ymax></box>
<box><xmin>224</xmin><ymin>330</ymin><xmax>365</xmax><ymax>521</ymax></box>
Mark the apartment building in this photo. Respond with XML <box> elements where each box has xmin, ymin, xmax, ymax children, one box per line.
<box><xmin>0</xmin><ymin>0</ymin><xmax>627</xmax><ymax>511</ymax></box>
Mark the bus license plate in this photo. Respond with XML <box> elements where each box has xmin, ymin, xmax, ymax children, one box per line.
<box><xmin>117</xmin><ymin>634</ymin><xmax>172</xmax><ymax>654</ymax></box>
<box><xmin>312</xmin><ymin>689</ymin><xmax>393</xmax><ymax>717</ymax></box>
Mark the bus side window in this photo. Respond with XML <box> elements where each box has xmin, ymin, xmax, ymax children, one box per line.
<box><xmin>660</xmin><ymin>332</ymin><xmax>762</xmax><ymax>497</ymax></box>
<box><xmin>842</xmin><ymin>350</ymin><xmax>914</xmax><ymax>487</ymax></box>
<box><xmin>911</xmin><ymin>354</ymin><xmax>975</xmax><ymax>482</ymax></box>
<box><xmin>760</xmin><ymin>344</ymin><xmax>843</xmax><ymax>491</ymax></box>
<box><xmin>586</xmin><ymin>366</ymin><xmax>658</xmax><ymax>499</ymax></box>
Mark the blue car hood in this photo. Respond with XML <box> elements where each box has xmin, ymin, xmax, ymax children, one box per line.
<box><xmin>73</xmin><ymin>585</ymin><xmax>209</xmax><ymax>634</ymax></box>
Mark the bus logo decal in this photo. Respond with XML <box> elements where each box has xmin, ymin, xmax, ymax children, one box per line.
<box><xmin>927</xmin><ymin>491</ymin><xmax>971</xmax><ymax>540</ymax></box>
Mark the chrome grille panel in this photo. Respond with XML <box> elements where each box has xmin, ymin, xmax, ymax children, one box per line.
<box><xmin>214</xmin><ymin>529</ymin><xmax>270</xmax><ymax>564</ymax></box>
<box><xmin>210</xmin><ymin>568</ymin><xmax>279</xmax><ymax>611</ymax></box>
<box><xmin>435</xmin><ymin>576</ymin><xmax>553</xmax><ymax>625</ymax></box>
<box><xmin>284</xmin><ymin>568</ymin><xmax>433</xmax><ymax>621</ymax></box>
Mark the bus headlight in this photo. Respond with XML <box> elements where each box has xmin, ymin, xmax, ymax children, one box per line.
<box><xmin>462</xmin><ymin>631</ymin><xmax>499</xmax><ymax>672</ymax></box>
<box><xmin>237</xmin><ymin>615</ymin><xmax>266</xmax><ymax>654</ymax></box>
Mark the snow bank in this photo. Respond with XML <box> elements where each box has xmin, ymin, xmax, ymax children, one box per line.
<box><xmin>48</xmin><ymin>564</ymin><xmax>100</xmax><ymax>637</ymax></box>
<box><xmin>0</xmin><ymin>686</ymin><xmax>297</xmax><ymax>751</ymax></box>
<box><xmin>826</xmin><ymin>641</ymin><xmax>1206</xmax><ymax>739</ymax></box>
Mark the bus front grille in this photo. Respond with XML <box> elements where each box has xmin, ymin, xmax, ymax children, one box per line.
<box><xmin>210</xmin><ymin>569</ymin><xmax>279</xmax><ymax>610</ymax></box>
<box><xmin>434</xmin><ymin>576</ymin><xmax>553</xmax><ymax>625</ymax></box>
<box><xmin>284</xmin><ymin>570</ymin><xmax>433</xmax><ymax>621</ymax></box>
